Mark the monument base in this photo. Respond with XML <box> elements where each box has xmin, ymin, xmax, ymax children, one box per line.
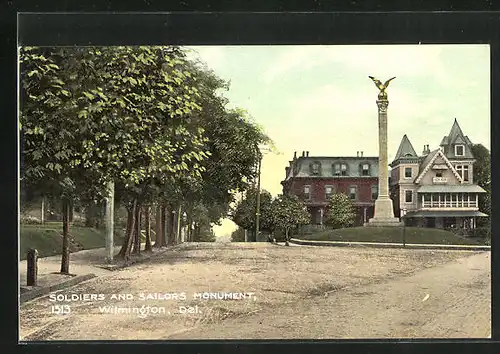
<box><xmin>364</xmin><ymin>218</ymin><xmax>404</xmax><ymax>227</ymax></box>
<box><xmin>364</xmin><ymin>197</ymin><xmax>404</xmax><ymax>227</ymax></box>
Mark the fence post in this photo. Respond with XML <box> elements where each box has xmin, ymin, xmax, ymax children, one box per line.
<box><xmin>27</xmin><ymin>248</ymin><xmax>38</xmax><ymax>286</ymax></box>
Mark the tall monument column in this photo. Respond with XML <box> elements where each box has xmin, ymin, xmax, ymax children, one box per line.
<box><xmin>365</xmin><ymin>76</ymin><xmax>403</xmax><ymax>227</ymax></box>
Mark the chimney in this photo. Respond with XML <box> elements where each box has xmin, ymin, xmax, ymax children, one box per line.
<box><xmin>285</xmin><ymin>166</ymin><xmax>290</xmax><ymax>176</ymax></box>
<box><xmin>293</xmin><ymin>151</ymin><xmax>297</xmax><ymax>159</ymax></box>
<box><xmin>360</xmin><ymin>151</ymin><xmax>363</xmax><ymax>157</ymax></box>
<box><xmin>302</xmin><ymin>151</ymin><xmax>305</xmax><ymax>157</ymax></box>
<box><xmin>357</xmin><ymin>151</ymin><xmax>359</xmax><ymax>157</ymax></box>
<box><xmin>306</xmin><ymin>151</ymin><xmax>309</xmax><ymax>157</ymax></box>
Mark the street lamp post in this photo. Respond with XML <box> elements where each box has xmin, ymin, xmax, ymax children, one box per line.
<box><xmin>255</xmin><ymin>151</ymin><xmax>262</xmax><ymax>242</ymax></box>
<box><xmin>402</xmin><ymin>208</ymin><xmax>407</xmax><ymax>247</ymax></box>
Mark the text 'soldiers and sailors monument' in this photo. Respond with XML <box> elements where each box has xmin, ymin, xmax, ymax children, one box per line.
<box><xmin>365</xmin><ymin>76</ymin><xmax>404</xmax><ymax>227</ymax></box>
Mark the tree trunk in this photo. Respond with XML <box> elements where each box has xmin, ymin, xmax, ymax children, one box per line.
<box><xmin>132</xmin><ymin>203</ymin><xmax>141</xmax><ymax>254</ymax></box>
<box><xmin>60</xmin><ymin>197</ymin><xmax>71</xmax><ymax>274</ymax></box>
<box><xmin>186</xmin><ymin>213</ymin><xmax>193</xmax><ymax>242</ymax></box>
<box><xmin>161</xmin><ymin>204</ymin><xmax>167</xmax><ymax>246</ymax></box>
<box><xmin>69</xmin><ymin>200</ymin><xmax>74</xmax><ymax>223</ymax></box>
<box><xmin>41</xmin><ymin>197</ymin><xmax>45</xmax><ymax>224</ymax></box>
<box><xmin>285</xmin><ymin>228</ymin><xmax>290</xmax><ymax>246</ymax></box>
<box><xmin>167</xmin><ymin>207</ymin><xmax>175</xmax><ymax>245</ymax></box>
<box><xmin>117</xmin><ymin>199</ymin><xmax>137</xmax><ymax>260</ymax></box>
<box><xmin>153</xmin><ymin>203</ymin><xmax>162</xmax><ymax>247</ymax></box>
<box><xmin>144</xmin><ymin>206</ymin><xmax>152</xmax><ymax>252</ymax></box>
<box><xmin>176</xmin><ymin>205</ymin><xmax>182</xmax><ymax>243</ymax></box>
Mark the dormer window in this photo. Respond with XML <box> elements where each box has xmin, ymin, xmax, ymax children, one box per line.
<box><xmin>361</xmin><ymin>163</ymin><xmax>370</xmax><ymax>176</ymax></box>
<box><xmin>310</xmin><ymin>161</ymin><xmax>321</xmax><ymax>175</ymax></box>
<box><xmin>333</xmin><ymin>163</ymin><xmax>348</xmax><ymax>176</ymax></box>
<box><xmin>455</xmin><ymin>145</ymin><xmax>465</xmax><ymax>157</ymax></box>
<box><xmin>341</xmin><ymin>163</ymin><xmax>348</xmax><ymax>176</ymax></box>
<box><xmin>333</xmin><ymin>164</ymin><xmax>341</xmax><ymax>176</ymax></box>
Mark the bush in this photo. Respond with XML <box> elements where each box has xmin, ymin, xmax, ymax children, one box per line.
<box><xmin>20</xmin><ymin>215</ymin><xmax>42</xmax><ymax>225</ymax></box>
<box><xmin>474</xmin><ymin>227</ymin><xmax>491</xmax><ymax>240</ymax></box>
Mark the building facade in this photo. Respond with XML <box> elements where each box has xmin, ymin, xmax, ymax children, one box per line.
<box><xmin>390</xmin><ymin>119</ymin><xmax>487</xmax><ymax>229</ymax></box>
<box><xmin>281</xmin><ymin>151</ymin><xmax>379</xmax><ymax>226</ymax></box>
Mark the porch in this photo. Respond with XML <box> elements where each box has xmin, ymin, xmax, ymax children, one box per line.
<box><xmin>402</xmin><ymin>210</ymin><xmax>488</xmax><ymax>230</ymax></box>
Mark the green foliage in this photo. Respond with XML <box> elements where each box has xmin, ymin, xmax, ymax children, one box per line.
<box><xmin>471</xmin><ymin>144</ymin><xmax>491</xmax><ymax>224</ymax></box>
<box><xmin>272</xmin><ymin>194</ymin><xmax>310</xmax><ymax>235</ymax></box>
<box><xmin>324</xmin><ymin>192</ymin><xmax>357</xmax><ymax>229</ymax></box>
<box><xmin>231</xmin><ymin>189</ymin><xmax>274</xmax><ymax>232</ymax></box>
<box><xmin>230</xmin><ymin>227</ymin><xmax>246</xmax><ymax>242</ymax></box>
<box><xmin>298</xmin><ymin>227</ymin><xmax>486</xmax><ymax>246</ymax></box>
<box><xmin>19</xmin><ymin>45</ymin><xmax>274</xmax><ymax>255</ymax></box>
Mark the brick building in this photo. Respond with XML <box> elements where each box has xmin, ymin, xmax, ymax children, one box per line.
<box><xmin>280</xmin><ymin>151</ymin><xmax>379</xmax><ymax>226</ymax></box>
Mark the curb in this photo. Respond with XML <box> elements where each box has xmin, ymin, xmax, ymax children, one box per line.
<box><xmin>96</xmin><ymin>246</ymin><xmax>173</xmax><ymax>271</ymax></box>
<box><xmin>289</xmin><ymin>238</ymin><xmax>491</xmax><ymax>251</ymax></box>
<box><xmin>20</xmin><ymin>273</ymin><xmax>97</xmax><ymax>304</ymax></box>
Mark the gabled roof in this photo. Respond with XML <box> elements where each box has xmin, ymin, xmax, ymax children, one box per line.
<box><xmin>414</xmin><ymin>147</ymin><xmax>463</xmax><ymax>184</ymax></box>
<box><xmin>393</xmin><ymin>134</ymin><xmax>418</xmax><ymax>161</ymax></box>
<box><xmin>447</xmin><ymin>118</ymin><xmax>465</xmax><ymax>145</ymax></box>
<box><xmin>440</xmin><ymin>119</ymin><xmax>475</xmax><ymax>159</ymax></box>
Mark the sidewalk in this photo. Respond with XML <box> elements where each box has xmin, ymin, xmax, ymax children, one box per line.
<box><xmin>19</xmin><ymin>243</ymin><xmax>172</xmax><ymax>303</ymax></box>
<box><xmin>289</xmin><ymin>238</ymin><xmax>491</xmax><ymax>251</ymax></box>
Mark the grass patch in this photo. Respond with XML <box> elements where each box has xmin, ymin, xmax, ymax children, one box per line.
<box><xmin>296</xmin><ymin>227</ymin><xmax>485</xmax><ymax>245</ymax></box>
<box><xmin>19</xmin><ymin>223</ymin><xmax>116</xmax><ymax>260</ymax></box>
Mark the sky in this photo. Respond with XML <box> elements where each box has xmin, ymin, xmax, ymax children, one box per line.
<box><xmin>185</xmin><ymin>45</ymin><xmax>491</xmax><ymax>238</ymax></box>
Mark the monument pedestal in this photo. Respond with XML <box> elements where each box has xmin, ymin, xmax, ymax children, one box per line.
<box><xmin>365</xmin><ymin>197</ymin><xmax>403</xmax><ymax>227</ymax></box>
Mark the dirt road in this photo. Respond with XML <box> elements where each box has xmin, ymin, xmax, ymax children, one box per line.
<box><xmin>19</xmin><ymin>243</ymin><xmax>490</xmax><ymax>340</ymax></box>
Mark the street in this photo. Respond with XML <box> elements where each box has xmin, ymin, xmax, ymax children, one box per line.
<box><xmin>19</xmin><ymin>243</ymin><xmax>490</xmax><ymax>340</ymax></box>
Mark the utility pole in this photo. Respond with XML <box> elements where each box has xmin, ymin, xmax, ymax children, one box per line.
<box><xmin>105</xmin><ymin>181</ymin><xmax>115</xmax><ymax>263</ymax></box>
<box><xmin>255</xmin><ymin>151</ymin><xmax>262</xmax><ymax>242</ymax></box>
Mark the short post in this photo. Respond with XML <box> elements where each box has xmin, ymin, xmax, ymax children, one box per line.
<box><xmin>27</xmin><ymin>248</ymin><xmax>38</xmax><ymax>286</ymax></box>
<box><xmin>402</xmin><ymin>208</ymin><xmax>407</xmax><ymax>248</ymax></box>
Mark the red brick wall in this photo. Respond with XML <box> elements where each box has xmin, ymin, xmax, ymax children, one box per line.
<box><xmin>284</xmin><ymin>177</ymin><xmax>378</xmax><ymax>204</ymax></box>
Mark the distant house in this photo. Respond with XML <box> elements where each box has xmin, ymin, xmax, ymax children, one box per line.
<box><xmin>280</xmin><ymin>151</ymin><xmax>379</xmax><ymax>226</ymax></box>
<box><xmin>390</xmin><ymin>119</ymin><xmax>487</xmax><ymax>229</ymax></box>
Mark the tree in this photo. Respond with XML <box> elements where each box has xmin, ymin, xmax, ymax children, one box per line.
<box><xmin>471</xmin><ymin>144</ymin><xmax>491</xmax><ymax>226</ymax></box>
<box><xmin>19</xmin><ymin>46</ymin><xmax>211</xmax><ymax>268</ymax></box>
<box><xmin>271</xmin><ymin>194</ymin><xmax>310</xmax><ymax>246</ymax></box>
<box><xmin>324</xmin><ymin>192</ymin><xmax>357</xmax><ymax>229</ymax></box>
<box><xmin>231</xmin><ymin>189</ymin><xmax>274</xmax><ymax>237</ymax></box>
<box><xmin>230</xmin><ymin>228</ymin><xmax>246</xmax><ymax>242</ymax></box>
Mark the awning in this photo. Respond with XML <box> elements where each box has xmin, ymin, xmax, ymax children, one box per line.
<box><xmin>417</xmin><ymin>185</ymin><xmax>486</xmax><ymax>193</ymax></box>
<box><xmin>403</xmin><ymin>210</ymin><xmax>489</xmax><ymax>218</ymax></box>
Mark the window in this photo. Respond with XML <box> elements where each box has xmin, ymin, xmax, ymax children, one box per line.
<box><xmin>455</xmin><ymin>165</ymin><xmax>470</xmax><ymax>182</ymax></box>
<box><xmin>362</xmin><ymin>164</ymin><xmax>370</xmax><ymax>176</ymax></box>
<box><xmin>304</xmin><ymin>185</ymin><xmax>311</xmax><ymax>200</ymax></box>
<box><xmin>341</xmin><ymin>164</ymin><xmax>348</xmax><ymax>176</ymax></box>
<box><xmin>436</xmin><ymin>172</ymin><xmax>443</xmax><ymax>178</ymax></box>
<box><xmin>405</xmin><ymin>190</ymin><xmax>413</xmax><ymax>203</ymax></box>
<box><xmin>404</xmin><ymin>167</ymin><xmax>412</xmax><ymax>178</ymax></box>
<box><xmin>333</xmin><ymin>164</ymin><xmax>341</xmax><ymax>176</ymax></box>
<box><xmin>311</xmin><ymin>162</ymin><xmax>321</xmax><ymax>175</ymax></box>
<box><xmin>455</xmin><ymin>145</ymin><xmax>465</xmax><ymax>156</ymax></box>
<box><xmin>325</xmin><ymin>185</ymin><xmax>333</xmax><ymax>200</ymax></box>
<box><xmin>349</xmin><ymin>186</ymin><xmax>357</xmax><ymax>200</ymax></box>
<box><xmin>463</xmin><ymin>165</ymin><xmax>469</xmax><ymax>182</ymax></box>
<box><xmin>371</xmin><ymin>185</ymin><xmax>378</xmax><ymax>200</ymax></box>
<box><xmin>424</xmin><ymin>193</ymin><xmax>431</xmax><ymax>202</ymax></box>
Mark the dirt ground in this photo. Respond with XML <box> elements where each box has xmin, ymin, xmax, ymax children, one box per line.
<box><xmin>19</xmin><ymin>242</ymin><xmax>491</xmax><ymax>340</ymax></box>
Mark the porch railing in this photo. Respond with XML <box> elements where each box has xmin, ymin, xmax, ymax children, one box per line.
<box><xmin>421</xmin><ymin>200</ymin><xmax>478</xmax><ymax>208</ymax></box>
